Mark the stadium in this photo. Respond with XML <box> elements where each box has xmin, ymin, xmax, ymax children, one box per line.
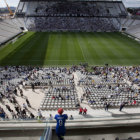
<box><xmin>0</xmin><ymin>0</ymin><xmax>140</xmax><ymax>140</ymax></box>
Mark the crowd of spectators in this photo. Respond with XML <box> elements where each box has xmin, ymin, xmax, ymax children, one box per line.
<box><xmin>0</xmin><ymin>66</ymin><xmax>37</xmax><ymax>120</ymax></box>
<box><xmin>0</xmin><ymin>65</ymin><xmax>140</xmax><ymax>120</ymax></box>
<box><xmin>78</xmin><ymin>66</ymin><xmax>140</xmax><ymax>110</ymax></box>
<box><xmin>26</xmin><ymin>17</ymin><xmax>120</xmax><ymax>32</ymax></box>
<box><xmin>25</xmin><ymin>1</ymin><xmax>127</xmax><ymax>32</ymax></box>
<box><xmin>40</xmin><ymin>86</ymin><xmax>79</xmax><ymax>110</ymax></box>
<box><xmin>0</xmin><ymin>66</ymin><xmax>78</xmax><ymax>120</ymax></box>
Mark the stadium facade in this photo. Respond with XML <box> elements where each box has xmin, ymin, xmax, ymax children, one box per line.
<box><xmin>16</xmin><ymin>0</ymin><xmax>127</xmax><ymax>32</ymax></box>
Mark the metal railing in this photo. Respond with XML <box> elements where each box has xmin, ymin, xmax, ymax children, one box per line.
<box><xmin>40</xmin><ymin>120</ymin><xmax>52</xmax><ymax>140</ymax></box>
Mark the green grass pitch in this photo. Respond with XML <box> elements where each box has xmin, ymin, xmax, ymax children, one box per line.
<box><xmin>0</xmin><ymin>32</ymin><xmax>140</xmax><ymax>66</ymax></box>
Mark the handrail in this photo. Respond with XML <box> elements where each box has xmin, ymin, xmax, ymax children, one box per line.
<box><xmin>40</xmin><ymin>119</ymin><xmax>52</xmax><ymax>140</ymax></box>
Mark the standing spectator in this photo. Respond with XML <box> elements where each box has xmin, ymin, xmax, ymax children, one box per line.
<box><xmin>83</xmin><ymin>108</ymin><xmax>87</xmax><ymax>115</ymax></box>
<box><xmin>31</xmin><ymin>83</ymin><xmax>35</xmax><ymax>92</ymax></box>
<box><xmin>104</xmin><ymin>102</ymin><xmax>110</xmax><ymax>111</ymax></box>
<box><xmin>80</xmin><ymin>96</ymin><xmax>84</xmax><ymax>103</ymax></box>
<box><xmin>19</xmin><ymin>89</ymin><xmax>23</xmax><ymax>97</ymax></box>
<box><xmin>11</xmin><ymin>110</ymin><xmax>16</xmax><ymax>119</ymax></box>
<box><xmin>22</xmin><ymin>109</ymin><xmax>26</xmax><ymax>116</ymax></box>
<box><xmin>26</xmin><ymin>98</ymin><xmax>31</xmax><ymax>107</ymax></box>
<box><xmin>119</xmin><ymin>102</ymin><xmax>125</xmax><ymax>111</ymax></box>
<box><xmin>54</xmin><ymin>108</ymin><xmax>68</xmax><ymax>140</ymax></box>
<box><xmin>79</xmin><ymin>107</ymin><xmax>83</xmax><ymax>114</ymax></box>
<box><xmin>23</xmin><ymin>103</ymin><xmax>27</xmax><ymax>110</ymax></box>
<box><xmin>13</xmin><ymin>96</ymin><xmax>18</xmax><ymax>104</ymax></box>
<box><xmin>13</xmin><ymin>88</ymin><xmax>17</xmax><ymax>96</ymax></box>
<box><xmin>6</xmin><ymin>105</ymin><xmax>12</xmax><ymax>112</ymax></box>
<box><xmin>15</xmin><ymin>105</ymin><xmax>20</xmax><ymax>114</ymax></box>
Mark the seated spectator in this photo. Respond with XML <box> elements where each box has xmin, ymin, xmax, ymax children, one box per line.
<box><xmin>0</xmin><ymin>111</ymin><xmax>5</xmax><ymax>119</ymax></box>
<box><xmin>49</xmin><ymin>114</ymin><xmax>53</xmax><ymax>120</ymax></box>
<box><xmin>52</xmin><ymin>96</ymin><xmax>56</xmax><ymax>99</ymax></box>
<box><xmin>38</xmin><ymin>109</ymin><xmax>43</xmax><ymax>119</ymax></box>
<box><xmin>69</xmin><ymin>115</ymin><xmax>74</xmax><ymax>120</ymax></box>
<box><xmin>30</xmin><ymin>113</ymin><xmax>35</xmax><ymax>119</ymax></box>
<box><xmin>133</xmin><ymin>100</ymin><xmax>136</xmax><ymax>105</ymax></box>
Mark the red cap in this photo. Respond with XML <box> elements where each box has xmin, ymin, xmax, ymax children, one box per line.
<box><xmin>58</xmin><ymin>108</ymin><xmax>63</xmax><ymax>115</ymax></box>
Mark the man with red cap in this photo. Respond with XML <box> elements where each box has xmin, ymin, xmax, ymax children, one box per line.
<box><xmin>54</xmin><ymin>108</ymin><xmax>68</xmax><ymax>140</ymax></box>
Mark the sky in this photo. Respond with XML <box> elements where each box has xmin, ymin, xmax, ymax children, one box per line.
<box><xmin>0</xmin><ymin>0</ymin><xmax>19</xmax><ymax>7</ymax></box>
<box><xmin>0</xmin><ymin>0</ymin><xmax>140</xmax><ymax>8</ymax></box>
<box><xmin>123</xmin><ymin>0</ymin><xmax>140</xmax><ymax>7</ymax></box>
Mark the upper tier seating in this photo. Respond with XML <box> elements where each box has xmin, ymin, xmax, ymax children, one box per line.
<box><xmin>16</xmin><ymin>1</ymin><xmax>127</xmax><ymax>32</ymax></box>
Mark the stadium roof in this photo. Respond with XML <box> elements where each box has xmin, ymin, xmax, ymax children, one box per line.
<box><xmin>0</xmin><ymin>0</ymin><xmax>139</xmax><ymax>8</ymax></box>
<box><xmin>20</xmin><ymin>0</ymin><xmax>123</xmax><ymax>1</ymax></box>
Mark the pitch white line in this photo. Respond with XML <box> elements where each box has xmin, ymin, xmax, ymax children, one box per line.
<box><xmin>8</xmin><ymin>60</ymin><xmax>85</xmax><ymax>62</ymax></box>
<box><xmin>76</xmin><ymin>36</ymin><xmax>87</xmax><ymax>62</ymax></box>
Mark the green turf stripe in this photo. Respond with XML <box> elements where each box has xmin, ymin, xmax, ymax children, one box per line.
<box><xmin>84</xmin><ymin>33</ymin><xmax>110</xmax><ymax>65</ymax></box>
<box><xmin>102</xmin><ymin>33</ymin><xmax>139</xmax><ymax>65</ymax></box>
<box><xmin>45</xmin><ymin>33</ymin><xmax>62</xmax><ymax>65</ymax></box>
<box><xmin>105</xmin><ymin>33</ymin><xmax>135</xmax><ymax>58</ymax></box>
<box><xmin>0</xmin><ymin>32</ymin><xmax>140</xmax><ymax>66</ymax></box>
<box><xmin>70</xmin><ymin>33</ymin><xmax>85</xmax><ymax>61</ymax></box>
<box><xmin>113</xmin><ymin>33</ymin><xmax>140</xmax><ymax>57</ymax></box>
<box><xmin>95</xmin><ymin>32</ymin><xmax>125</xmax><ymax>65</ymax></box>
<box><xmin>59</xmin><ymin>33</ymin><xmax>68</xmax><ymax>61</ymax></box>
<box><xmin>77</xmin><ymin>33</ymin><xmax>105</xmax><ymax>65</ymax></box>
